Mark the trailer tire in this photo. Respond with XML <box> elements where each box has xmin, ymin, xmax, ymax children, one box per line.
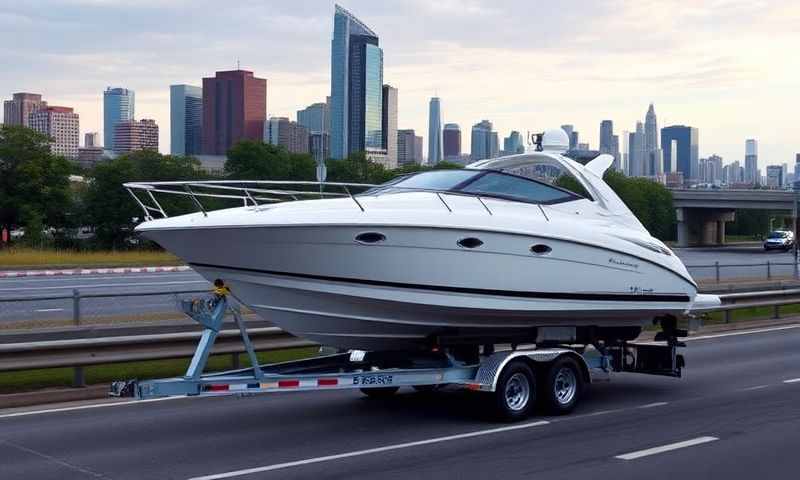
<box><xmin>540</xmin><ymin>356</ymin><xmax>582</xmax><ymax>414</ymax></box>
<box><xmin>360</xmin><ymin>387</ymin><xmax>399</xmax><ymax>398</ymax></box>
<box><xmin>493</xmin><ymin>360</ymin><xmax>535</xmax><ymax>421</ymax></box>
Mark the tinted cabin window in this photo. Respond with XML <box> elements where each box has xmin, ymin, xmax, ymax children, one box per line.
<box><xmin>460</xmin><ymin>172</ymin><xmax>578</xmax><ymax>204</ymax></box>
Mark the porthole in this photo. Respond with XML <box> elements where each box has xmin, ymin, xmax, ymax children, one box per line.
<box><xmin>457</xmin><ymin>237</ymin><xmax>484</xmax><ymax>249</ymax></box>
<box><xmin>530</xmin><ymin>244</ymin><xmax>552</xmax><ymax>255</ymax></box>
<box><xmin>355</xmin><ymin>232</ymin><xmax>386</xmax><ymax>244</ymax></box>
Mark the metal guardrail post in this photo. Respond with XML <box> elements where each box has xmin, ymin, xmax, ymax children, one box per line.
<box><xmin>715</xmin><ymin>261</ymin><xmax>720</xmax><ymax>283</ymax></box>
<box><xmin>767</xmin><ymin>261</ymin><xmax>771</xmax><ymax>280</ymax></box>
<box><xmin>73</xmin><ymin>366</ymin><xmax>86</xmax><ymax>388</ymax></box>
<box><xmin>773</xmin><ymin>305</ymin><xmax>781</xmax><ymax>319</ymax></box>
<box><xmin>72</xmin><ymin>288</ymin><xmax>80</xmax><ymax>326</ymax></box>
<box><xmin>231</xmin><ymin>353</ymin><xmax>241</xmax><ymax>369</ymax></box>
<box><xmin>724</xmin><ymin>309</ymin><xmax>731</xmax><ymax>323</ymax></box>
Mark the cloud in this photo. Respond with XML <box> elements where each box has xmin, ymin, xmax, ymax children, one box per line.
<box><xmin>1</xmin><ymin>0</ymin><xmax>798</xmax><ymax>166</ymax></box>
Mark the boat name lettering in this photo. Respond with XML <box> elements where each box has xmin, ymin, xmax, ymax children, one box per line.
<box><xmin>609</xmin><ymin>258</ymin><xmax>639</xmax><ymax>269</ymax></box>
<box><xmin>353</xmin><ymin>374</ymin><xmax>394</xmax><ymax>386</ymax></box>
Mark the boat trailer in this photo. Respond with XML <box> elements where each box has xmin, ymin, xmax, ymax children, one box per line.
<box><xmin>111</xmin><ymin>292</ymin><xmax>686</xmax><ymax>420</ymax></box>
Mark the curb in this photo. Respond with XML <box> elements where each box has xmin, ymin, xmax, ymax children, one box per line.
<box><xmin>0</xmin><ymin>265</ymin><xmax>191</xmax><ymax>278</ymax></box>
<box><xmin>0</xmin><ymin>385</ymin><xmax>110</xmax><ymax>410</ymax></box>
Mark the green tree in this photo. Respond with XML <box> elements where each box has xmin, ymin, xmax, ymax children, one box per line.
<box><xmin>0</xmin><ymin>125</ymin><xmax>73</xmax><ymax>246</ymax></box>
<box><xmin>224</xmin><ymin>141</ymin><xmax>315</xmax><ymax>180</ymax></box>
<box><xmin>84</xmin><ymin>150</ymin><xmax>202</xmax><ymax>248</ymax></box>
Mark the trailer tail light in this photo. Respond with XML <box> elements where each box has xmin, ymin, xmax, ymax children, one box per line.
<box><xmin>318</xmin><ymin>378</ymin><xmax>338</xmax><ymax>386</ymax></box>
<box><xmin>278</xmin><ymin>380</ymin><xmax>300</xmax><ymax>388</ymax></box>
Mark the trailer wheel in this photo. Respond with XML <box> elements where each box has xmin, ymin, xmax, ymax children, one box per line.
<box><xmin>540</xmin><ymin>356</ymin><xmax>582</xmax><ymax>414</ymax></box>
<box><xmin>360</xmin><ymin>387</ymin><xmax>399</xmax><ymax>398</ymax></box>
<box><xmin>493</xmin><ymin>360</ymin><xmax>535</xmax><ymax>421</ymax></box>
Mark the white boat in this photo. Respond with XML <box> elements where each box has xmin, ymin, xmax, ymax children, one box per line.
<box><xmin>126</xmin><ymin>129</ymin><xmax>719</xmax><ymax>351</ymax></box>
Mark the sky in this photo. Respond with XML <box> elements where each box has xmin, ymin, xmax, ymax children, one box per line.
<box><xmin>1</xmin><ymin>0</ymin><xmax>799</xmax><ymax>167</ymax></box>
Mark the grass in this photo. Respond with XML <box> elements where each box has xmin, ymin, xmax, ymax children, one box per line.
<box><xmin>0</xmin><ymin>248</ymin><xmax>181</xmax><ymax>269</ymax></box>
<box><xmin>0</xmin><ymin>347</ymin><xmax>318</xmax><ymax>394</ymax></box>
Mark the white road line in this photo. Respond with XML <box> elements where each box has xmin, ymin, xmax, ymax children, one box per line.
<box><xmin>684</xmin><ymin>324</ymin><xmax>800</xmax><ymax>341</ymax></box>
<box><xmin>637</xmin><ymin>401</ymin><xmax>668</xmax><ymax>409</ymax></box>
<box><xmin>34</xmin><ymin>308</ymin><xmax>64</xmax><ymax>313</ymax></box>
<box><xmin>0</xmin><ymin>396</ymin><xmax>183</xmax><ymax>419</ymax></box>
<box><xmin>188</xmin><ymin>420</ymin><xmax>551</xmax><ymax>480</ymax></box>
<box><xmin>784</xmin><ymin>378</ymin><xmax>800</xmax><ymax>384</ymax></box>
<box><xmin>740</xmin><ymin>385</ymin><xmax>769</xmax><ymax>391</ymax></box>
<box><xmin>615</xmin><ymin>436</ymin><xmax>719</xmax><ymax>460</ymax></box>
<box><xmin>0</xmin><ymin>280</ymin><xmax>208</xmax><ymax>292</ymax></box>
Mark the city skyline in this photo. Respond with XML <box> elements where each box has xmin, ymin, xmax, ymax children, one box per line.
<box><xmin>1</xmin><ymin>1</ymin><xmax>798</xmax><ymax>166</ymax></box>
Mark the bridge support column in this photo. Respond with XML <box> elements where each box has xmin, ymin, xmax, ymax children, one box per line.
<box><xmin>676</xmin><ymin>208</ymin><xmax>689</xmax><ymax>247</ymax></box>
<box><xmin>717</xmin><ymin>221</ymin><xmax>726</xmax><ymax>245</ymax></box>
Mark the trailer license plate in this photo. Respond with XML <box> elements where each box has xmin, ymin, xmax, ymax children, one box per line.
<box><xmin>353</xmin><ymin>374</ymin><xmax>394</xmax><ymax>385</ymax></box>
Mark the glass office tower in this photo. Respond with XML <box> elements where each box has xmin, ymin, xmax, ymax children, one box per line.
<box><xmin>103</xmin><ymin>87</ymin><xmax>135</xmax><ymax>150</ymax></box>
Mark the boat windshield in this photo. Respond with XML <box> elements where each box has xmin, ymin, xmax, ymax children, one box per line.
<box><xmin>369</xmin><ymin>169</ymin><xmax>581</xmax><ymax>205</ymax></box>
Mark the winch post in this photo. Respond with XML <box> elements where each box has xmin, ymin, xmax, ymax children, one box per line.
<box><xmin>184</xmin><ymin>297</ymin><xmax>228</xmax><ymax>380</ymax></box>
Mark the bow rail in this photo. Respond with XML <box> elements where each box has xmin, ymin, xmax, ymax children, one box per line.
<box><xmin>124</xmin><ymin>180</ymin><xmax>378</xmax><ymax>220</ymax></box>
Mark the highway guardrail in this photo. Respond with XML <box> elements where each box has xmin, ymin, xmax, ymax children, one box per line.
<box><xmin>2</xmin><ymin>288</ymin><xmax>800</xmax><ymax>388</ymax></box>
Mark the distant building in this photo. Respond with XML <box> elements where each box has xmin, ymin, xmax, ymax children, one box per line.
<box><xmin>77</xmin><ymin>147</ymin><xmax>105</xmax><ymax>169</ymax></box>
<box><xmin>644</xmin><ymin>104</ymin><xmax>658</xmax><ymax>154</ymax></box>
<box><xmin>113</xmin><ymin>119</ymin><xmax>158</xmax><ymax>154</ymax></box>
<box><xmin>202</xmin><ymin>70</ymin><xmax>267</xmax><ymax>155</ymax></box>
<box><xmin>661</xmin><ymin>125</ymin><xmax>699</xmax><ymax>181</ymax></box>
<box><xmin>443</xmin><ymin>123</ymin><xmax>461</xmax><ymax>159</ymax></box>
<box><xmin>84</xmin><ymin>132</ymin><xmax>99</xmax><ymax>147</ymax></box>
<box><xmin>427</xmin><ymin>97</ymin><xmax>442</xmax><ymax>164</ymax></box>
<box><xmin>264</xmin><ymin>117</ymin><xmax>310</xmax><ymax>154</ymax></box>
<box><xmin>170</xmin><ymin>85</ymin><xmax>203</xmax><ymax>156</ymax></box>
<box><xmin>29</xmin><ymin>106</ymin><xmax>79</xmax><ymax>159</ymax></box>
<box><xmin>470</xmin><ymin>120</ymin><xmax>494</xmax><ymax>161</ymax></box>
<box><xmin>397</xmin><ymin>129</ymin><xmax>420</xmax><ymax>166</ymax></box>
<box><xmin>745</xmin><ymin>139</ymin><xmax>758</xmax><ymax>185</ymax></box>
<box><xmin>766</xmin><ymin>165</ymin><xmax>784</xmax><ymax>188</ymax></box>
<box><xmin>309</xmin><ymin>133</ymin><xmax>330</xmax><ymax>163</ymax></box>
<box><xmin>103</xmin><ymin>87</ymin><xmax>135</xmax><ymax>151</ymax></box>
<box><xmin>503</xmin><ymin>131</ymin><xmax>524</xmax><ymax>155</ymax></box>
<box><xmin>570</xmin><ymin>131</ymin><xmax>579</xmax><ymax>150</ymax></box>
<box><xmin>665</xmin><ymin>172</ymin><xmax>685</xmax><ymax>188</ymax></box>
<box><xmin>599</xmin><ymin>120</ymin><xmax>621</xmax><ymax>171</ymax></box>
<box><xmin>297</xmin><ymin>101</ymin><xmax>330</xmax><ymax>135</ymax></box>
<box><xmin>560</xmin><ymin>125</ymin><xmax>574</xmax><ymax>144</ymax></box>
<box><xmin>381</xmin><ymin>85</ymin><xmax>398</xmax><ymax>168</ymax></box>
<box><xmin>3</xmin><ymin>93</ymin><xmax>46</xmax><ymax>127</ymax></box>
<box><xmin>330</xmin><ymin>5</ymin><xmax>384</xmax><ymax>159</ymax></box>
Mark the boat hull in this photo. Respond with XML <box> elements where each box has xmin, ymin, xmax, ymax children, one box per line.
<box><xmin>142</xmin><ymin>224</ymin><xmax>696</xmax><ymax>350</ymax></box>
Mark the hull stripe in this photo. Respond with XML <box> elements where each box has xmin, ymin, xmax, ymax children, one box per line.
<box><xmin>190</xmin><ymin>263</ymin><xmax>691</xmax><ymax>303</ymax></box>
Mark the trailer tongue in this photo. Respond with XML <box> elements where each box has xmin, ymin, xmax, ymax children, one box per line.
<box><xmin>111</xmin><ymin>291</ymin><xmax>686</xmax><ymax>421</ymax></box>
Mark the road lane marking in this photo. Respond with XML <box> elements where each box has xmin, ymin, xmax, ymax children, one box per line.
<box><xmin>784</xmin><ymin>378</ymin><xmax>800</xmax><ymax>384</ymax></box>
<box><xmin>684</xmin><ymin>325</ymin><xmax>800</xmax><ymax>341</ymax></box>
<box><xmin>188</xmin><ymin>420</ymin><xmax>551</xmax><ymax>480</ymax></box>
<box><xmin>0</xmin><ymin>280</ymin><xmax>208</xmax><ymax>292</ymax></box>
<box><xmin>637</xmin><ymin>402</ymin><xmax>668</xmax><ymax>409</ymax></box>
<box><xmin>34</xmin><ymin>308</ymin><xmax>65</xmax><ymax>313</ymax></box>
<box><xmin>615</xmin><ymin>436</ymin><xmax>719</xmax><ymax>460</ymax></box>
<box><xmin>0</xmin><ymin>396</ymin><xmax>183</xmax><ymax>419</ymax></box>
<box><xmin>740</xmin><ymin>385</ymin><xmax>769</xmax><ymax>391</ymax></box>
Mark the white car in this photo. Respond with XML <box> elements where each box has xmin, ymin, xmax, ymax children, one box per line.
<box><xmin>764</xmin><ymin>230</ymin><xmax>795</xmax><ymax>251</ymax></box>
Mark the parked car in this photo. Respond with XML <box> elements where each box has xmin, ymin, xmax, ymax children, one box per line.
<box><xmin>764</xmin><ymin>230</ymin><xmax>795</xmax><ymax>251</ymax></box>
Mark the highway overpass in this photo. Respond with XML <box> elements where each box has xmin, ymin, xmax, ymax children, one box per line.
<box><xmin>671</xmin><ymin>189</ymin><xmax>798</xmax><ymax>247</ymax></box>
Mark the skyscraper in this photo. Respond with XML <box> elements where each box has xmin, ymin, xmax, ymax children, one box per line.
<box><xmin>84</xmin><ymin>132</ymin><xmax>99</xmax><ymax>147</ymax></box>
<box><xmin>330</xmin><ymin>4</ymin><xmax>384</xmax><ymax>160</ymax></box>
<box><xmin>427</xmin><ymin>97</ymin><xmax>442</xmax><ymax>164</ymax></box>
<box><xmin>560</xmin><ymin>125</ymin><xmax>574</xmax><ymax>142</ymax></box>
<box><xmin>381</xmin><ymin>84</ymin><xmax>398</xmax><ymax>168</ymax></box>
<box><xmin>629</xmin><ymin>122</ymin><xmax>645</xmax><ymax>177</ymax></box>
<box><xmin>471</xmin><ymin>120</ymin><xmax>494</xmax><ymax>161</ymax></box>
<box><xmin>3</xmin><ymin>93</ymin><xmax>46</xmax><ymax>127</ymax></box>
<box><xmin>113</xmin><ymin>119</ymin><xmax>158</xmax><ymax>153</ymax></box>
<box><xmin>103</xmin><ymin>87</ymin><xmax>135</xmax><ymax>150</ymax></box>
<box><xmin>745</xmin><ymin>139</ymin><xmax>758</xmax><ymax>185</ymax></box>
<box><xmin>297</xmin><ymin>102</ymin><xmax>330</xmax><ymax>135</ymax></box>
<box><xmin>443</xmin><ymin>123</ymin><xmax>461</xmax><ymax>159</ymax></box>
<box><xmin>264</xmin><ymin>117</ymin><xmax>310</xmax><ymax>154</ymax></box>
<box><xmin>397</xmin><ymin>129</ymin><xmax>420</xmax><ymax>166</ymax></box>
<box><xmin>661</xmin><ymin>125</ymin><xmax>699</xmax><ymax>180</ymax></box>
<box><xmin>599</xmin><ymin>120</ymin><xmax>621</xmax><ymax>170</ymax></box>
<box><xmin>29</xmin><ymin>106</ymin><xmax>79</xmax><ymax>159</ymax></box>
<box><xmin>170</xmin><ymin>85</ymin><xmax>203</xmax><ymax>156</ymax></box>
<box><xmin>504</xmin><ymin>131</ymin><xmax>524</xmax><ymax>155</ymax></box>
<box><xmin>201</xmin><ymin>70</ymin><xmax>267</xmax><ymax>155</ymax></box>
<box><xmin>644</xmin><ymin>104</ymin><xmax>658</xmax><ymax>153</ymax></box>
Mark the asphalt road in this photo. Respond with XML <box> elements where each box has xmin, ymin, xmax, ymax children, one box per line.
<box><xmin>1</xmin><ymin>325</ymin><xmax>799</xmax><ymax>479</ymax></box>
<box><xmin>0</xmin><ymin>245</ymin><xmax>796</xmax><ymax>324</ymax></box>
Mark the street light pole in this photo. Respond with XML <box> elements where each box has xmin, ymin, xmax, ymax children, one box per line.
<box><xmin>794</xmin><ymin>189</ymin><xmax>798</xmax><ymax>279</ymax></box>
